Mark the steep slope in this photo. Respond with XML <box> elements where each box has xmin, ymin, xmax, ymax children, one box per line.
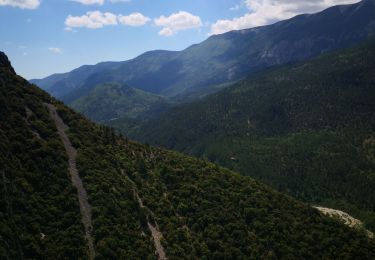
<box><xmin>0</xmin><ymin>53</ymin><xmax>88</xmax><ymax>259</ymax></box>
<box><xmin>70</xmin><ymin>83</ymin><xmax>170</xmax><ymax>123</ymax></box>
<box><xmin>131</xmin><ymin>39</ymin><xmax>375</xmax><ymax>231</ymax></box>
<box><xmin>2</xmin><ymin>53</ymin><xmax>375</xmax><ymax>258</ymax></box>
<box><xmin>46</xmin><ymin>104</ymin><xmax>96</xmax><ymax>259</ymax></box>
<box><xmin>32</xmin><ymin>0</ymin><xmax>375</xmax><ymax>102</ymax></box>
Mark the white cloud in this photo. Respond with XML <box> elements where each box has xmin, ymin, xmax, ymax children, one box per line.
<box><xmin>48</xmin><ymin>47</ymin><xmax>62</xmax><ymax>54</ymax></box>
<box><xmin>211</xmin><ymin>0</ymin><xmax>359</xmax><ymax>35</ymax></box>
<box><xmin>64</xmin><ymin>27</ymin><xmax>78</xmax><ymax>33</ymax></box>
<box><xmin>118</xmin><ymin>12</ymin><xmax>150</xmax><ymax>26</ymax></box>
<box><xmin>154</xmin><ymin>11</ymin><xmax>202</xmax><ymax>36</ymax></box>
<box><xmin>0</xmin><ymin>0</ymin><xmax>40</xmax><ymax>9</ymax></box>
<box><xmin>71</xmin><ymin>0</ymin><xmax>104</xmax><ymax>5</ymax></box>
<box><xmin>65</xmin><ymin>11</ymin><xmax>118</xmax><ymax>29</ymax></box>
<box><xmin>158</xmin><ymin>27</ymin><xmax>173</xmax><ymax>37</ymax></box>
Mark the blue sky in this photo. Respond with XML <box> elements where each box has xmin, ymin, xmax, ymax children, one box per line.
<box><xmin>0</xmin><ymin>0</ymin><xmax>358</xmax><ymax>79</ymax></box>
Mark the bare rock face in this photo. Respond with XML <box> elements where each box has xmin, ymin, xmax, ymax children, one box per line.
<box><xmin>0</xmin><ymin>51</ymin><xmax>16</xmax><ymax>74</ymax></box>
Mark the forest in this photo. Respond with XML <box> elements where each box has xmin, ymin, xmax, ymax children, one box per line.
<box><xmin>131</xmin><ymin>39</ymin><xmax>375</xmax><ymax>232</ymax></box>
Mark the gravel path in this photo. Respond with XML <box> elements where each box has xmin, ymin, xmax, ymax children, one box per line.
<box><xmin>46</xmin><ymin>104</ymin><xmax>96</xmax><ymax>259</ymax></box>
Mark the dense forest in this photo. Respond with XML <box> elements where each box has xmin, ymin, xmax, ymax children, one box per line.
<box><xmin>131</xmin><ymin>39</ymin><xmax>375</xmax><ymax>232</ymax></box>
<box><xmin>1</xmin><ymin>51</ymin><xmax>375</xmax><ymax>258</ymax></box>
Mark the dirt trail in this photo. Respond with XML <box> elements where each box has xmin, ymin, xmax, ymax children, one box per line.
<box><xmin>122</xmin><ymin>171</ymin><xmax>167</xmax><ymax>260</ymax></box>
<box><xmin>46</xmin><ymin>104</ymin><xmax>96</xmax><ymax>259</ymax></box>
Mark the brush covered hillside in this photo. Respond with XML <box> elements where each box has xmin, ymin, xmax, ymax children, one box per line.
<box><xmin>131</xmin><ymin>39</ymin><xmax>375</xmax><ymax>232</ymax></box>
<box><xmin>2</xmin><ymin>54</ymin><xmax>375</xmax><ymax>258</ymax></box>
<box><xmin>32</xmin><ymin>0</ymin><xmax>375</xmax><ymax>104</ymax></box>
<box><xmin>70</xmin><ymin>82</ymin><xmax>171</xmax><ymax>125</ymax></box>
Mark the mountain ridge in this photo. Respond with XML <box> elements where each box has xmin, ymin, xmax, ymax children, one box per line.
<box><xmin>31</xmin><ymin>0</ymin><xmax>375</xmax><ymax>103</ymax></box>
<box><xmin>70</xmin><ymin>82</ymin><xmax>171</xmax><ymax>123</ymax></box>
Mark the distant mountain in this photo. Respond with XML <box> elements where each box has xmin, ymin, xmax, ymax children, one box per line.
<box><xmin>130</xmin><ymin>39</ymin><xmax>375</xmax><ymax>232</ymax></box>
<box><xmin>70</xmin><ymin>82</ymin><xmax>171</xmax><ymax>123</ymax></box>
<box><xmin>4</xmin><ymin>51</ymin><xmax>375</xmax><ymax>258</ymax></box>
<box><xmin>32</xmin><ymin>0</ymin><xmax>375</xmax><ymax>103</ymax></box>
<box><xmin>70</xmin><ymin>82</ymin><xmax>171</xmax><ymax>134</ymax></box>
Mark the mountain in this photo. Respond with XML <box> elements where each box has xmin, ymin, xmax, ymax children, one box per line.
<box><xmin>70</xmin><ymin>82</ymin><xmax>171</xmax><ymax>134</ymax></box>
<box><xmin>32</xmin><ymin>0</ymin><xmax>375</xmax><ymax>103</ymax></box>
<box><xmin>70</xmin><ymin>82</ymin><xmax>171</xmax><ymax>123</ymax></box>
<box><xmin>2</xmin><ymin>52</ymin><xmax>375</xmax><ymax>258</ymax></box>
<box><xmin>130</xmin><ymin>38</ymin><xmax>375</xmax><ymax>232</ymax></box>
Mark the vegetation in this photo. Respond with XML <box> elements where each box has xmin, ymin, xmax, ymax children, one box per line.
<box><xmin>131</xmin><ymin>39</ymin><xmax>375</xmax><ymax>231</ymax></box>
<box><xmin>1</xmin><ymin>51</ymin><xmax>375</xmax><ymax>258</ymax></box>
<box><xmin>70</xmin><ymin>83</ymin><xmax>171</xmax><ymax>132</ymax></box>
<box><xmin>0</xmin><ymin>55</ymin><xmax>85</xmax><ymax>259</ymax></box>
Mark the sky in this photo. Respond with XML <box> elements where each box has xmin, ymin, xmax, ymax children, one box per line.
<box><xmin>0</xmin><ymin>0</ymin><xmax>359</xmax><ymax>79</ymax></box>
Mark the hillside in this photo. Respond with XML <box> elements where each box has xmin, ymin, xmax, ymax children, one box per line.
<box><xmin>32</xmin><ymin>0</ymin><xmax>375</xmax><ymax>104</ymax></box>
<box><xmin>70</xmin><ymin>83</ymin><xmax>170</xmax><ymax>124</ymax></box>
<box><xmin>2</xmin><ymin>52</ymin><xmax>375</xmax><ymax>258</ymax></box>
<box><xmin>131</xmin><ymin>39</ymin><xmax>375</xmax><ymax>232</ymax></box>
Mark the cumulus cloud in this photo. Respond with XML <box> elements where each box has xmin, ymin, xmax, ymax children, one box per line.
<box><xmin>211</xmin><ymin>0</ymin><xmax>359</xmax><ymax>35</ymax></box>
<box><xmin>65</xmin><ymin>11</ymin><xmax>118</xmax><ymax>29</ymax></box>
<box><xmin>154</xmin><ymin>11</ymin><xmax>202</xmax><ymax>36</ymax></box>
<box><xmin>48</xmin><ymin>47</ymin><xmax>62</xmax><ymax>54</ymax></box>
<box><xmin>118</xmin><ymin>12</ymin><xmax>150</xmax><ymax>26</ymax></box>
<box><xmin>0</xmin><ymin>0</ymin><xmax>40</xmax><ymax>9</ymax></box>
<box><xmin>71</xmin><ymin>0</ymin><xmax>104</xmax><ymax>5</ymax></box>
<box><xmin>65</xmin><ymin>10</ymin><xmax>202</xmax><ymax>34</ymax></box>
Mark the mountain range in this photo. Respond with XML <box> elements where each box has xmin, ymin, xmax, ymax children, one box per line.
<box><xmin>32</xmin><ymin>0</ymin><xmax>375</xmax><ymax>105</ymax></box>
<box><xmin>3</xmin><ymin>51</ymin><xmax>375</xmax><ymax>258</ymax></box>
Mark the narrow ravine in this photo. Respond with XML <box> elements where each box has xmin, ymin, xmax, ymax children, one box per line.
<box><xmin>46</xmin><ymin>104</ymin><xmax>96</xmax><ymax>259</ymax></box>
<box><xmin>122</xmin><ymin>170</ymin><xmax>167</xmax><ymax>260</ymax></box>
